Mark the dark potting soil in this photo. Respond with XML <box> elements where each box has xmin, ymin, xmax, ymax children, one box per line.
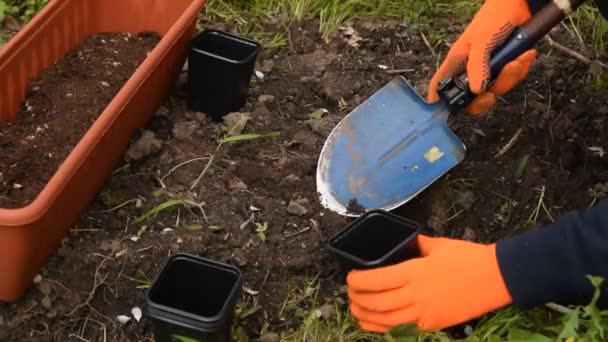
<box><xmin>0</xmin><ymin>32</ymin><xmax>160</xmax><ymax>208</ymax></box>
<box><xmin>346</xmin><ymin>198</ymin><xmax>366</xmax><ymax>214</ymax></box>
<box><xmin>2</xmin><ymin>17</ymin><xmax>608</xmax><ymax>342</ymax></box>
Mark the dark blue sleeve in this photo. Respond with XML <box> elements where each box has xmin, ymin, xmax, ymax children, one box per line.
<box><xmin>496</xmin><ymin>199</ymin><xmax>608</xmax><ymax>309</ymax></box>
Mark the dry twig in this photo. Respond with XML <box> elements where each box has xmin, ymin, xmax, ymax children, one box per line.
<box><xmin>67</xmin><ymin>256</ymin><xmax>110</xmax><ymax>316</ymax></box>
<box><xmin>420</xmin><ymin>31</ymin><xmax>437</xmax><ymax>59</ymax></box>
<box><xmin>284</xmin><ymin>226</ymin><xmax>311</xmax><ymax>239</ymax></box>
<box><xmin>386</xmin><ymin>68</ymin><xmax>415</xmax><ymax>74</ymax></box>
<box><xmin>160</xmin><ymin>157</ymin><xmax>209</xmax><ymax>186</ymax></box>
<box><xmin>495</xmin><ymin>128</ymin><xmax>523</xmax><ymax>158</ymax></box>
<box><xmin>546</xmin><ymin>35</ymin><xmax>592</xmax><ymax>64</ymax></box>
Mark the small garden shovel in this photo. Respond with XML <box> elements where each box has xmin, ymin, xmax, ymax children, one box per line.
<box><xmin>316</xmin><ymin>0</ymin><xmax>586</xmax><ymax>216</ymax></box>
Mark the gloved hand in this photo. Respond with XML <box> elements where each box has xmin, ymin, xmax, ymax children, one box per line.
<box><xmin>427</xmin><ymin>0</ymin><xmax>538</xmax><ymax>114</ymax></box>
<box><xmin>346</xmin><ymin>235</ymin><xmax>512</xmax><ymax>333</ymax></box>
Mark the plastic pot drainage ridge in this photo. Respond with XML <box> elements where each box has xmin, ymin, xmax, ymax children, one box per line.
<box><xmin>146</xmin><ymin>254</ymin><xmax>243</xmax><ymax>342</ymax></box>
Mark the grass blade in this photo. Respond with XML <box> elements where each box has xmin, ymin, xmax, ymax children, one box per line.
<box><xmin>134</xmin><ymin>199</ymin><xmax>185</xmax><ymax>224</ymax></box>
<box><xmin>221</xmin><ymin>131</ymin><xmax>281</xmax><ymax>143</ymax></box>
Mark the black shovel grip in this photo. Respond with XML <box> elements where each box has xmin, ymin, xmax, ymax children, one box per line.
<box><xmin>437</xmin><ymin>0</ymin><xmax>587</xmax><ymax>112</ymax></box>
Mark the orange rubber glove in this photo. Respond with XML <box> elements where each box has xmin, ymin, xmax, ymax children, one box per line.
<box><xmin>346</xmin><ymin>235</ymin><xmax>512</xmax><ymax>333</ymax></box>
<box><xmin>427</xmin><ymin>0</ymin><xmax>538</xmax><ymax>114</ymax></box>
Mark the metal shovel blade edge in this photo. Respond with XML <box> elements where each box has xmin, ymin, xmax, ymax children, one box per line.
<box><xmin>316</xmin><ymin>76</ymin><xmax>467</xmax><ymax>217</ymax></box>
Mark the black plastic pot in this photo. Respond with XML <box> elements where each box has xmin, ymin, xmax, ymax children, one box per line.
<box><xmin>186</xmin><ymin>29</ymin><xmax>261</xmax><ymax>121</ymax></box>
<box><xmin>328</xmin><ymin>210</ymin><xmax>421</xmax><ymax>271</ymax></box>
<box><xmin>146</xmin><ymin>254</ymin><xmax>243</xmax><ymax>342</ymax></box>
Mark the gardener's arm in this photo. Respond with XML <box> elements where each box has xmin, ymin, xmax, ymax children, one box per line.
<box><xmin>345</xmin><ymin>202</ymin><xmax>608</xmax><ymax>334</ymax></box>
<box><xmin>497</xmin><ymin>199</ymin><xmax>608</xmax><ymax>309</ymax></box>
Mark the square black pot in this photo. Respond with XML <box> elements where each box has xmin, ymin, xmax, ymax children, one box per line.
<box><xmin>186</xmin><ymin>29</ymin><xmax>261</xmax><ymax>121</ymax></box>
<box><xmin>145</xmin><ymin>254</ymin><xmax>242</xmax><ymax>342</ymax></box>
<box><xmin>328</xmin><ymin>210</ymin><xmax>421</xmax><ymax>271</ymax></box>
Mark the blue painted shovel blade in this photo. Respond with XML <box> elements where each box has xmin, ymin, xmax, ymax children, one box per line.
<box><xmin>316</xmin><ymin>76</ymin><xmax>466</xmax><ymax>216</ymax></box>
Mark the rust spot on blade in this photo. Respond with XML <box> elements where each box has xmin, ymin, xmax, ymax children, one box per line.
<box><xmin>343</xmin><ymin>116</ymin><xmax>366</xmax><ymax>195</ymax></box>
<box><xmin>348</xmin><ymin>175</ymin><xmax>366</xmax><ymax>195</ymax></box>
<box><xmin>342</xmin><ymin>118</ymin><xmax>361</xmax><ymax>162</ymax></box>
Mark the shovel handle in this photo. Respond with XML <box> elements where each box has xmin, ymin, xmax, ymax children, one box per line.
<box><xmin>437</xmin><ymin>0</ymin><xmax>587</xmax><ymax>112</ymax></box>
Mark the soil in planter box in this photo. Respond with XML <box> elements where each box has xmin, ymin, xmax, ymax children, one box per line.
<box><xmin>0</xmin><ymin>32</ymin><xmax>160</xmax><ymax>208</ymax></box>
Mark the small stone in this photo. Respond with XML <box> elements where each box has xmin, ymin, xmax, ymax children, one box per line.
<box><xmin>335</xmin><ymin>297</ymin><xmax>346</xmax><ymax>306</ymax></box>
<box><xmin>131</xmin><ymin>306</ymin><xmax>143</xmax><ymax>322</ymax></box>
<box><xmin>427</xmin><ymin>215</ymin><xmax>444</xmax><ymax>233</ymax></box>
<box><xmin>38</xmin><ymin>282</ymin><xmax>52</xmax><ymax>297</ymax></box>
<box><xmin>184</xmin><ymin>110</ymin><xmax>196</xmax><ymax>120</ymax></box>
<box><xmin>41</xmin><ymin>296</ymin><xmax>52</xmax><ymax>309</ymax></box>
<box><xmin>260</xmin><ymin>332</ymin><xmax>280</xmax><ymax>342</ymax></box>
<box><xmin>117</xmin><ymin>315</ymin><xmax>131</xmax><ymax>325</ymax></box>
<box><xmin>46</xmin><ymin>310</ymin><xmax>57</xmax><ymax>319</ymax></box>
<box><xmin>100</xmin><ymin>240</ymin><xmax>121</xmax><ymax>252</ymax></box>
<box><xmin>283</xmin><ymin>174</ymin><xmax>300</xmax><ymax>183</ymax></box>
<box><xmin>194</xmin><ymin>112</ymin><xmax>206</xmax><ymax>123</ymax></box>
<box><xmin>287</xmin><ymin>199</ymin><xmax>309</xmax><ymax>216</ymax></box>
<box><xmin>172</xmin><ymin>121</ymin><xmax>200</xmax><ymax>141</ymax></box>
<box><xmin>258</xmin><ymin>95</ymin><xmax>276</xmax><ymax>105</ymax></box>
<box><xmin>320</xmin><ymin>82</ymin><xmax>342</xmax><ymax>105</ymax></box>
<box><xmin>456</xmin><ymin>191</ymin><xmax>475</xmax><ymax>211</ymax></box>
<box><xmin>307</xmin><ymin>116</ymin><xmax>341</xmax><ymax>138</ymax></box>
<box><xmin>292</xmin><ymin>130</ymin><xmax>319</xmax><ymax>147</ymax></box>
<box><xmin>232</xmin><ymin>249</ymin><xmax>248</xmax><ymax>267</ymax></box>
<box><xmin>319</xmin><ymin>303</ymin><xmax>336</xmax><ymax>320</ymax></box>
<box><xmin>155</xmin><ymin>106</ymin><xmax>170</xmax><ymax>117</ymax></box>
<box><xmin>33</xmin><ymin>274</ymin><xmax>42</xmax><ymax>284</ymax></box>
<box><xmin>462</xmin><ymin>228</ymin><xmax>476</xmax><ymax>241</ymax></box>
<box><xmin>222</xmin><ymin>112</ymin><xmax>251</xmax><ymax>135</ymax></box>
<box><xmin>228</xmin><ymin>178</ymin><xmax>248</xmax><ymax>191</ymax></box>
<box><xmin>259</xmin><ymin>60</ymin><xmax>275</xmax><ymax>73</ymax></box>
<box><xmin>125</xmin><ymin>130</ymin><xmax>162</xmax><ymax>161</ymax></box>
<box><xmin>101</xmin><ymin>81</ymin><xmax>110</xmax><ymax>87</ymax></box>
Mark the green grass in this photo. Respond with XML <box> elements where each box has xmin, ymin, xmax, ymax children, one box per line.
<box><xmin>567</xmin><ymin>3</ymin><xmax>608</xmax><ymax>53</ymax></box>
<box><xmin>0</xmin><ymin>0</ymin><xmax>48</xmax><ymax>23</ymax></box>
<box><xmin>201</xmin><ymin>0</ymin><xmax>484</xmax><ymax>50</ymax></box>
<box><xmin>265</xmin><ymin>277</ymin><xmax>608</xmax><ymax>342</ymax></box>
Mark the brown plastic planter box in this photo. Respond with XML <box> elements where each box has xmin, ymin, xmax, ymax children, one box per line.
<box><xmin>0</xmin><ymin>0</ymin><xmax>207</xmax><ymax>302</ymax></box>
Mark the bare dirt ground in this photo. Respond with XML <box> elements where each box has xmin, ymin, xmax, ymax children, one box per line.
<box><xmin>1</xmin><ymin>17</ymin><xmax>608</xmax><ymax>341</ymax></box>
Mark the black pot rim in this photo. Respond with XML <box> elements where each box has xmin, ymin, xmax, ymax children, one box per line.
<box><xmin>145</xmin><ymin>253</ymin><xmax>243</xmax><ymax>324</ymax></box>
<box><xmin>327</xmin><ymin>209</ymin><xmax>421</xmax><ymax>267</ymax></box>
<box><xmin>189</xmin><ymin>29</ymin><xmax>261</xmax><ymax>65</ymax></box>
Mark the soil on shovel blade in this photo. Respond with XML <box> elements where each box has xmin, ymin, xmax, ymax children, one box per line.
<box><xmin>0</xmin><ymin>32</ymin><xmax>160</xmax><ymax>208</ymax></box>
<box><xmin>1</xmin><ymin>18</ymin><xmax>608</xmax><ymax>342</ymax></box>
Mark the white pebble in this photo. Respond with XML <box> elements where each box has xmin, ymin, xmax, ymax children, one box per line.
<box><xmin>131</xmin><ymin>307</ymin><xmax>142</xmax><ymax>322</ymax></box>
<box><xmin>116</xmin><ymin>315</ymin><xmax>131</xmax><ymax>324</ymax></box>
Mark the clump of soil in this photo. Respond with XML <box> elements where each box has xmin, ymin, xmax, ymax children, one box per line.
<box><xmin>347</xmin><ymin>198</ymin><xmax>366</xmax><ymax>214</ymax></box>
<box><xmin>0</xmin><ymin>32</ymin><xmax>160</xmax><ymax>208</ymax></box>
